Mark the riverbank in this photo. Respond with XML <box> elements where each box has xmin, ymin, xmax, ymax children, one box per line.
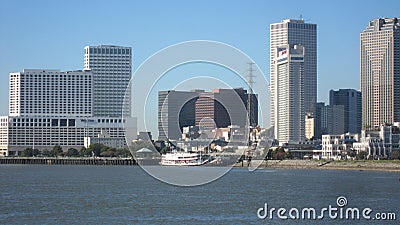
<box><xmin>2</xmin><ymin>157</ymin><xmax>400</xmax><ymax>172</ymax></box>
<box><xmin>235</xmin><ymin>159</ymin><xmax>400</xmax><ymax>172</ymax></box>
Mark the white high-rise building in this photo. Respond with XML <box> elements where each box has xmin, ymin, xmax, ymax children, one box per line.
<box><xmin>0</xmin><ymin>45</ymin><xmax>137</xmax><ymax>156</ymax></box>
<box><xmin>1</xmin><ymin>68</ymin><xmax>137</xmax><ymax>156</ymax></box>
<box><xmin>273</xmin><ymin>44</ymin><xmax>305</xmax><ymax>144</ymax></box>
<box><xmin>270</xmin><ymin>19</ymin><xmax>317</xmax><ymax>140</ymax></box>
<box><xmin>9</xmin><ymin>69</ymin><xmax>92</xmax><ymax>117</ymax></box>
<box><xmin>360</xmin><ymin>18</ymin><xmax>400</xmax><ymax>129</ymax></box>
<box><xmin>84</xmin><ymin>45</ymin><xmax>132</xmax><ymax>117</ymax></box>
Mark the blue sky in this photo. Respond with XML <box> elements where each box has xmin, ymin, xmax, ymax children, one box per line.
<box><xmin>0</xmin><ymin>0</ymin><xmax>398</xmax><ymax>134</ymax></box>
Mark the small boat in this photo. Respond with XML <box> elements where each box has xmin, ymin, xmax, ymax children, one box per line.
<box><xmin>160</xmin><ymin>151</ymin><xmax>210</xmax><ymax>166</ymax></box>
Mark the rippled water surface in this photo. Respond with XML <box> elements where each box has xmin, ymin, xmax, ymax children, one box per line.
<box><xmin>0</xmin><ymin>165</ymin><xmax>399</xmax><ymax>224</ymax></box>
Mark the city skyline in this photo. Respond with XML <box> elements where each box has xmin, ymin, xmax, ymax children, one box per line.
<box><xmin>1</xmin><ymin>1</ymin><xmax>398</xmax><ymax>109</ymax></box>
<box><xmin>1</xmin><ymin>0</ymin><xmax>399</xmax><ymax>138</ymax></box>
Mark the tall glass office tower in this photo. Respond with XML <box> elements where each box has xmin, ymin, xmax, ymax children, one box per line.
<box><xmin>360</xmin><ymin>18</ymin><xmax>400</xmax><ymax>129</ymax></box>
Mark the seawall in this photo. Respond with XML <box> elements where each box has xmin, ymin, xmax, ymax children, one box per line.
<box><xmin>0</xmin><ymin>157</ymin><xmax>137</xmax><ymax>166</ymax></box>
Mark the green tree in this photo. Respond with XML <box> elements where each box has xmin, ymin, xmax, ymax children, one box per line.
<box><xmin>66</xmin><ymin>148</ymin><xmax>79</xmax><ymax>157</ymax></box>
<box><xmin>271</xmin><ymin>147</ymin><xmax>286</xmax><ymax>160</ymax></box>
<box><xmin>285</xmin><ymin>151</ymin><xmax>293</xmax><ymax>159</ymax></box>
<box><xmin>356</xmin><ymin>151</ymin><xmax>368</xmax><ymax>160</ymax></box>
<box><xmin>99</xmin><ymin>146</ymin><xmax>117</xmax><ymax>157</ymax></box>
<box><xmin>51</xmin><ymin>145</ymin><xmax>63</xmax><ymax>157</ymax></box>
<box><xmin>88</xmin><ymin>143</ymin><xmax>104</xmax><ymax>157</ymax></box>
<box><xmin>79</xmin><ymin>147</ymin><xmax>93</xmax><ymax>157</ymax></box>
<box><xmin>346</xmin><ymin>149</ymin><xmax>357</xmax><ymax>158</ymax></box>
<box><xmin>116</xmin><ymin>148</ymin><xmax>131</xmax><ymax>157</ymax></box>
<box><xmin>41</xmin><ymin>149</ymin><xmax>51</xmax><ymax>157</ymax></box>
<box><xmin>22</xmin><ymin>148</ymin><xmax>33</xmax><ymax>157</ymax></box>
<box><xmin>32</xmin><ymin>148</ymin><xmax>40</xmax><ymax>157</ymax></box>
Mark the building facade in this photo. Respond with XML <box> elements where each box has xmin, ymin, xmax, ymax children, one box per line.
<box><xmin>360</xmin><ymin>18</ymin><xmax>400</xmax><ymax>129</ymax></box>
<box><xmin>158</xmin><ymin>88</ymin><xmax>258</xmax><ymax>141</ymax></box>
<box><xmin>305</xmin><ymin>113</ymin><xmax>314</xmax><ymax>140</ymax></box>
<box><xmin>273</xmin><ymin>44</ymin><xmax>305</xmax><ymax>144</ymax></box>
<box><xmin>321</xmin><ymin>133</ymin><xmax>359</xmax><ymax>160</ymax></box>
<box><xmin>9</xmin><ymin>69</ymin><xmax>92</xmax><ymax>117</ymax></box>
<box><xmin>353</xmin><ymin>123</ymin><xmax>400</xmax><ymax>159</ymax></box>
<box><xmin>158</xmin><ymin>90</ymin><xmax>200</xmax><ymax>140</ymax></box>
<box><xmin>0</xmin><ymin>68</ymin><xmax>138</xmax><ymax>156</ymax></box>
<box><xmin>0</xmin><ymin>116</ymin><xmax>136</xmax><ymax>156</ymax></box>
<box><xmin>329</xmin><ymin>89</ymin><xmax>362</xmax><ymax>134</ymax></box>
<box><xmin>84</xmin><ymin>45</ymin><xmax>132</xmax><ymax>117</ymax></box>
<box><xmin>195</xmin><ymin>88</ymin><xmax>257</xmax><ymax>130</ymax></box>
<box><xmin>270</xmin><ymin>19</ymin><xmax>317</xmax><ymax>128</ymax></box>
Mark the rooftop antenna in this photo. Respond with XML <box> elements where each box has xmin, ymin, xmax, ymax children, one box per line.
<box><xmin>299</xmin><ymin>14</ymin><xmax>303</xmax><ymax>21</ymax></box>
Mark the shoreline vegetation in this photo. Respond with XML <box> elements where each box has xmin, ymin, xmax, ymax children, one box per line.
<box><xmin>234</xmin><ymin>159</ymin><xmax>400</xmax><ymax>172</ymax></box>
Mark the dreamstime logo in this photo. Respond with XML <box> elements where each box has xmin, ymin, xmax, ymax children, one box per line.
<box><xmin>257</xmin><ymin>196</ymin><xmax>397</xmax><ymax>221</ymax></box>
<box><xmin>123</xmin><ymin>40</ymin><xmax>272</xmax><ymax>186</ymax></box>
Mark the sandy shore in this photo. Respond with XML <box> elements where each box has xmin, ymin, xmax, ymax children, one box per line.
<box><xmin>234</xmin><ymin>159</ymin><xmax>400</xmax><ymax>172</ymax></box>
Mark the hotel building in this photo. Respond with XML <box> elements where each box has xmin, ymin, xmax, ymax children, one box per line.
<box><xmin>84</xmin><ymin>45</ymin><xmax>132</xmax><ymax>117</ymax></box>
<box><xmin>0</xmin><ymin>45</ymin><xmax>136</xmax><ymax>156</ymax></box>
<box><xmin>270</xmin><ymin>19</ymin><xmax>317</xmax><ymax>133</ymax></box>
<box><xmin>273</xmin><ymin>44</ymin><xmax>305</xmax><ymax>144</ymax></box>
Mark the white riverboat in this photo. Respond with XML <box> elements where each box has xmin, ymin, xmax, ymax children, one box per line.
<box><xmin>160</xmin><ymin>151</ymin><xmax>211</xmax><ymax>166</ymax></box>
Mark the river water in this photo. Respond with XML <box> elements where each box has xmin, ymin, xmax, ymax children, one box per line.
<box><xmin>0</xmin><ymin>165</ymin><xmax>399</xmax><ymax>224</ymax></box>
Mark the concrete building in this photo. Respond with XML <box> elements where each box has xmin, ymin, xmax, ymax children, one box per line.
<box><xmin>305</xmin><ymin>113</ymin><xmax>314</xmax><ymax>140</ymax></box>
<box><xmin>330</xmin><ymin>89</ymin><xmax>362</xmax><ymax>134</ymax></box>
<box><xmin>353</xmin><ymin>123</ymin><xmax>400</xmax><ymax>159</ymax></box>
<box><xmin>84</xmin><ymin>45</ymin><xmax>132</xmax><ymax>117</ymax></box>
<box><xmin>1</xmin><ymin>116</ymin><xmax>136</xmax><ymax>156</ymax></box>
<box><xmin>360</xmin><ymin>18</ymin><xmax>400</xmax><ymax>129</ymax></box>
<box><xmin>84</xmin><ymin>130</ymin><xmax>127</xmax><ymax>149</ymax></box>
<box><xmin>195</xmin><ymin>88</ymin><xmax>257</xmax><ymax>129</ymax></box>
<box><xmin>158</xmin><ymin>90</ymin><xmax>200</xmax><ymax>140</ymax></box>
<box><xmin>270</xmin><ymin>19</ymin><xmax>317</xmax><ymax>128</ymax></box>
<box><xmin>321</xmin><ymin>133</ymin><xmax>359</xmax><ymax>160</ymax></box>
<box><xmin>273</xmin><ymin>44</ymin><xmax>305</xmax><ymax>144</ymax></box>
<box><xmin>158</xmin><ymin>88</ymin><xmax>258</xmax><ymax>141</ymax></box>
<box><xmin>137</xmin><ymin>132</ymin><xmax>153</xmax><ymax>141</ymax></box>
<box><xmin>0</xmin><ymin>45</ymin><xmax>137</xmax><ymax>156</ymax></box>
<box><xmin>315</xmin><ymin>103</ymin><xmax>345</xmax><ymax>137</ymax></box>
<box><xmin>314</xmin><ymin>102</ymin><xmax>325</xmax><ymax>139</ymax></box>
<box><xmin>9</xmin><ymin>69</ymin><xmax>92</xmax><ymax>117</ymax></box>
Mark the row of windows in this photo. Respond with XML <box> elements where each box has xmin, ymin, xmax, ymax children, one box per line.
<box><xmin>88</xmin><ymin>48</ymin><xmax>131</xmax><ymax>55</ymax></box>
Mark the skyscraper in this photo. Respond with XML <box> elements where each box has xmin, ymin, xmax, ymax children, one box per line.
<box><xmin>329</xmin><ymin>89</ymin><xmax>362</xmax><ymax>133</ymax></box>
<box><xmin>270</xmin><ymin>19</ymin><xmax>317</xmax><ymax>131</ymax></box>
<box><xmin>314</xmin><ymin>102</ymin><xmax>325</xmax><ymax>139</ymax></box>
<box><xmin>195</xmin><ymin>88</ymin><xmax>258</xmax><ymax>129</ymax></box>
<box><xmin>84</xmin><ymin>45</ymin><xmax>132</xmax><ymax>117</ymax></box>
<box><xmin>273</xmin><ymin>44</ymin><xmax>305</xmax><ymax>143</ymax></box>
<box><xmin>361</xmin><ymin>18</ymin><xmax>400</xmax><ymax>129</ymax></box>
<box><xmin>158</xmin><ymin>90</ymin><xmax>200</xmax><ymax>140</ymax></box>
